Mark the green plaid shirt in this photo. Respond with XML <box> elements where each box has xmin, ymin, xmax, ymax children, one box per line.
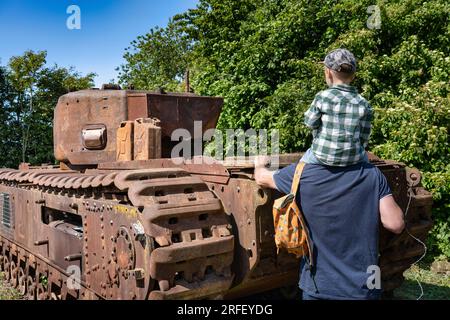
<box><xmin>304</xmin><ymin>84</ymin><xmax>373</xmax><ymax>166</ymax></box>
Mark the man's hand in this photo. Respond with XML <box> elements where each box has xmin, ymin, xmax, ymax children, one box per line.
<box><xmin>254</xmin><ymin>156</ymin><xmax>277</xmax><ymax>189</ymax></box>
<box><xmin>254</xmin><ymin>155</ymin><xmax>270</xmax><ymax>168</ymax></box>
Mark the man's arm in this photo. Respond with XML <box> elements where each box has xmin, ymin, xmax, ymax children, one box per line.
<box><xmin>254</xmin><ymin>156</ymin><xmax>277</xmax><ymax>189</ymax></box>
<box><xmin>379</xmin><ymin>195</ymin><xmax>405</xmax><ymax>234</ymax></box>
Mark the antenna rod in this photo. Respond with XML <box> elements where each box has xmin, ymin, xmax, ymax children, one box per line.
<box><xmin>185</xmin><ymin>69</ymin><xmax>190</xmax><ymax>93</ymax></box>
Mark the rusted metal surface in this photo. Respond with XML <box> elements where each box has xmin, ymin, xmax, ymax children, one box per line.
<box><xmin>133</xmin><ymin>118</ymin><xmax>162</xmax><ymax>160</ymax></box>
<box><xmin>54</xmin><ymin>90</ymin><xmax>128</xmax><ymax>165</ymax></box>
<box><xmin>379</xmin><ymin>167</ymin><xmax>433</xmax><ymax>291</ymax></box>
<box><xmin>0</xmin><ymin>157</ymin><xmax>433</xmax><ymax>299</ymax></box>
<box><xmin>0</xmin><ymin>164</ymin><xmax>234</xmax><ymax>300</ymax></box>
<box><xmin>54</xmin><ymin>89</ymin><xmax>223</xmax><ymax>165</ymax></box>
<box><xmin>99</xmin><ymin>157</ymin><xmax>230</xmax><ymax>184</ymax></box>
<box><xmin>0</xmin><ymin>89</ymin><xmax>434</xmax><ymax>300</ymax></box>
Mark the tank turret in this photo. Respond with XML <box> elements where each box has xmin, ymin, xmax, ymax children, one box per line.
<box><xmin>54</xmin><ymin>88</ymin><xmax>223</xmax><ymax>166</ymax></box>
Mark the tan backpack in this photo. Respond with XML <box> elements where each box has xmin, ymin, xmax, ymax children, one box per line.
<box><xmin>272</xmin><ymin>162</ymin><xmax>314</xmax><ymax>264</ymax></box>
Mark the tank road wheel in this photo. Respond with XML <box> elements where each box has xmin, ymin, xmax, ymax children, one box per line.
<box><xmin>0</xmin><ymin>246</ymin><xmax>3</xmax><ymax>271</ymax></box>
<box><xmin>0</xmin><ymin>253</ymin><xmax>5</xmax><ymax>272</ymax></box>
<box><xmin>114</xmin><ymin>227</ymin><xmax>136</xmax><ymax>279</ymax></box>
<box><xmin>17</xmin><ymin>267</ymin><xmax>27</xmax><ymax>295</ymax></box>
<box><xmin>26</xmin><ymin>276</ymin><xmax>36</xmax><ymax>300</ymax></box>
<box><xmin>158</xmin><ymin>280</ymin><xmax>170</xmax><ymax>292</ymax></box>
<box><xmin>10</xmin><ymin>260</ymin><xmax>19</xmax><ymax>288</ymax></box>
<box><xmin>36</xmin><ymin>283</ymin><xmax>49</xmax><ymax>300</ymax></box>
<box><xmin>50</xmin><ymin>292</ymin><xmax>60</xmax><ymax>300</ymax></box>
<box><xmin>3</xmin><ymin>256</ymin><xmax>11</xmax><ymax>281</ymax></box>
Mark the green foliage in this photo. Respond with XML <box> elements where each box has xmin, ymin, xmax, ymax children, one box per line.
<box><xmin>39</xmin><ymin>275</ymin><xmax>48</xmax><ymax>289</ymax></box>
<box><xmin>121</xmin><ymin>0</ymin><xmax>450</xmax><ymax>258</ymax></box>
<box><xmin>423</xmin><ymin>169</ymin><xmax>450</xmax><ymax>259</ymax></box>
<box><xmin>0</xmin><ymin>50</ymin><xmax>95</xmax><ymax>168</ymax></box>
<box><xmin>118</xmin><ymin>23</ymin><xmax>192</xmax><ymax>91</ymax></box>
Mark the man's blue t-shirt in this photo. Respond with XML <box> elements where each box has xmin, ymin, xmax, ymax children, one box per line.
<box><xmin>273</xmin><ymin>162</ymin><xmax>392</xmax><ymax>300</ymax></box>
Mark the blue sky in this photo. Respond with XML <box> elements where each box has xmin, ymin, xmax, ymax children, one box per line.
<box><xmin>0</xmin><ymin>0</ymin><xmax>198</xmax><ymax>86</ymax></box>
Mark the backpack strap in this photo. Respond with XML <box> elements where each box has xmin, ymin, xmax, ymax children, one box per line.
<box><xmin>290</xmin><ymin>161</ymin><xmax>306</xmax><ymax>195</ymax></box>
<box><xmin>290</xmin><ymin>161</ymin><xmax>315</xmax><ymax>267</ymax></box>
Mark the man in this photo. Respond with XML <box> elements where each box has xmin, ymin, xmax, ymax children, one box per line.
<box><xmin>254</xmin><ymin>156</ymin><xmax>405</xmax><ymax>300</ymax></box>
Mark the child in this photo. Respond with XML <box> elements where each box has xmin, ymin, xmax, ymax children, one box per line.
<box><xmin>302</xmin><ymin>48</ymin><xmax>372</xmax><ymax>166</ymax></box>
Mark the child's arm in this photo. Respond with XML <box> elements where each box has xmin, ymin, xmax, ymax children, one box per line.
<box><xmin>304</xmin><ymin>95</ymin><xmax>322</xmax><ymax>129</ymax></box>
<box><xmin>360</xmin><ymin>104</ymin><xmax>373</xmax><ymax>149</ymax></box>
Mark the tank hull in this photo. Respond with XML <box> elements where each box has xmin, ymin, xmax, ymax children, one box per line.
<box><xmin>0</xmin><ymin>154</ymin><xmax>433</xmax><ymax>299</ymax></box>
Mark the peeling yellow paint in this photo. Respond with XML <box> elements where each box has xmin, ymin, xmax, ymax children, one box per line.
<box><xmin>114</xmin><ymin>205</ymin><xmax>138</xmax><ymax>219</ymax></box>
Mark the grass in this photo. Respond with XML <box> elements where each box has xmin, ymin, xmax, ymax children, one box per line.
<box><xmin>393</xmin><ymin>261</ymin><xmax>450</xmax><ymax>300</ymax></box>
<box><xmin>0</xmin><ymin>272</ymin><xmax>22</xmax><ymax>300</ymax></box>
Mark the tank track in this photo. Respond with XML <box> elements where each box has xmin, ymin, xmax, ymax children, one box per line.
<box><xmin>0</xmin><ymin>168</ymin><xmax>234</xmax><ymax>300</ymax></box>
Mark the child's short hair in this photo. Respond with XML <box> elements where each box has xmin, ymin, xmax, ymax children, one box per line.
<box><xmin>336</xmin><ymin>63</ymin><xmax>354</xmax><ymax>74</ymax></box>
<box><xmin>331</xmin><ymin>66</ymin><xmax>355</xmax><ymax>82</ymax></box>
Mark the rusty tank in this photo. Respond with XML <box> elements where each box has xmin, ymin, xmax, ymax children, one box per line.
<box><xmin>0</xmin><ymin>87</ymin><xmax>433</xmax><ymax>300</ymax></box>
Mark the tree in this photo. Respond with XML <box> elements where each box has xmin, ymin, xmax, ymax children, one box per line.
<box><xmin>120</xmin><ymin>0</ymin><xmax>450</xmax><ymax>259</ymax></box>
<box><xmin>0</xmin><ymin>50</ymin><xmax>96</xmax><ymax>167</ymax></box>
<box><xmin>0</xmin><ymin>65</ymin><xmax>17</xmax><ymax>168</ymax></box>
<box><xmin>8</xmin><ymin>50</ymin><xmax>46</xmax><ymax>163</ymax></box>
<box><xmin>118</xmin><ymin>22</ymin><xmax>193</xmax><ymax>92</ymax></box>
